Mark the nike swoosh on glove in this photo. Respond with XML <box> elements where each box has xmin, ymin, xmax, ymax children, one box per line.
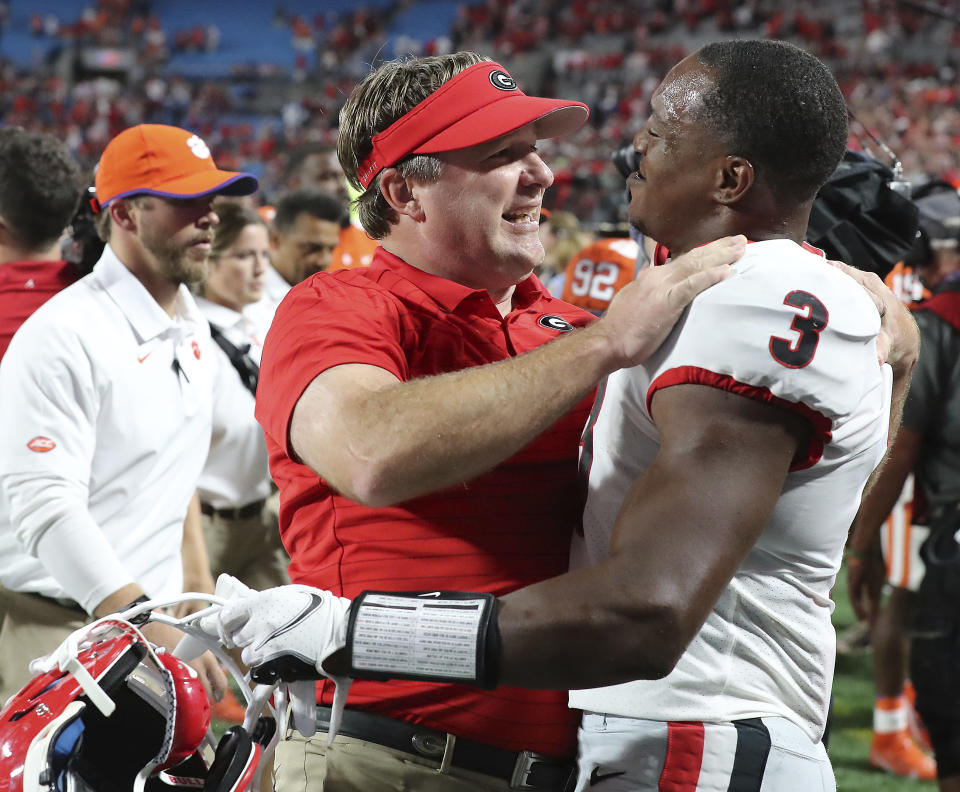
<box><xmin>218</xmin><ymin>584</ymin><xmax>352</xmax><ymax>682</ymax></box>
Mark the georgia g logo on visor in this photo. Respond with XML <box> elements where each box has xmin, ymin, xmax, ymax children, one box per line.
<box><xmin>539</xmin><ymin>315</ymin><xmax>575</xmax><ymax>332</ymax></box>
<box><xmin>489</xmin><ymin>70</ymin><xmax>517</xmax><ymax>91</ymax></box>
<box><xmin>27</xmin><ymin>436</ymin><xmax>56</xmax><ymax>453</ymax></box>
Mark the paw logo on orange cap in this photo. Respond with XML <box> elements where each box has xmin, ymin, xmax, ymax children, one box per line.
<box><xmin>186</xmin><ymin>135</ymin><xmax>211</xmax><ymax>160</ymax></box>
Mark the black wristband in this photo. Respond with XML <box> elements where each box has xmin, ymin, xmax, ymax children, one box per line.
<box><xmin>121</xmin><ymin>594</ymin><xmax>152</xmax><ymax>626</ymax></box>
<box><xmin>345</xmin><ymin>590</ymin><xmax>500</xmax><ymax>689</ymax></box>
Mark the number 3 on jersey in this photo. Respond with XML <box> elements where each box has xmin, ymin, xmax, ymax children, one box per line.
<box><xmin>769</xmin><ymin>290</ymin><xmax>828</xmax><ymax>369</ymax></box>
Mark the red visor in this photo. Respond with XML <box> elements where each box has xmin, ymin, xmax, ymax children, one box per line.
<box><xmin>356</xmin><ymin>61</ymin><xmax>589</xmax><ymax>189</ymax></box>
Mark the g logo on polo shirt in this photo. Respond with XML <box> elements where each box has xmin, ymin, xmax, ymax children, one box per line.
<box><xmin>539</xmin><ymin>315</ymin><xmax>575</xmax><ymax>332</ymax></box>
<box><xmin>489</xmin><ymin>70</ymin><xmax>517</xmax><ymax>91</ymax></box>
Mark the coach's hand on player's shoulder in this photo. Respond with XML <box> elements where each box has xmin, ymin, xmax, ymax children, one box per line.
<box><xmin>826</xmin><ymin>260</ymin><xmax>920</xmax><ymax>374</ymax></box>
<box><xmin>209</xmin><ymin>576</ymin><xmax>352</xmax><ymax>682</ymax></box>
<box><xmin>587</xmin><ymin>235</ymin><xmax>744</xmax><ymax>371</ymax></box>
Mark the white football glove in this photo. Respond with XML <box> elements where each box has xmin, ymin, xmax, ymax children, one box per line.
<box><xmin>199</xmin><ymin>575</ymin><xmax>354</xmax><ymax>742</ymax></box>
<box><xmin>216</xmin><ymin>583</ymin><xmax>352</xmax><ymax>678</ymax></box>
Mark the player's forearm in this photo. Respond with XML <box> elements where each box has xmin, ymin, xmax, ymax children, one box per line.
<box><xmin>495</xmin><ymin>558</ymin><xmax>690</xmax><ymax>689</ymax></box>
<box><xmin>302</xmin><ymin>324</ymin><xmax>615</xmax><ymax>507</ymax></box>
<box><xmin>296</xmin><ymin>240</ymin><xmax>742</xmax><ymax>506</ymax></box>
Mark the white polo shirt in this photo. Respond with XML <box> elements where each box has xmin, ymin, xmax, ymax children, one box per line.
<box><xmin>0</xmin><ymin>245</ymin><xmax>214</xmax><ymax>613</ymax></box>
<box><xmin>195</xmin><ymin>297</ymin><xmax>273</xmax><ymax>510</ymax></box>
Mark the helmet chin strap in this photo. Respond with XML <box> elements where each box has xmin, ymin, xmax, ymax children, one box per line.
<box><xmin>29</xmin><ymin>619</ymin><xmax>128</xmax><ymax>718</ymax></box>
<box><xmin>63</xmin><ymin>655</ymin><xmax>116</xmax><ymax>717</ymax></box>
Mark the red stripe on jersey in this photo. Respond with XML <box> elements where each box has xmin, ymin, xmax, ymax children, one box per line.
<box><xmin>800</xmin><ymin>241</ymin><xmax>826</xmax><ymax>258</ymax></box>
<box><xmin>659</xmin><ymin>721</ymin><xmax>705</xmax><ymax>791</ymax></box>
<box><xmin>654</xmin><ymin>240</ymin><xmax>826</xmax><ymax>270</ymax></box>
<box><xmin>648</xmin><ymin>366</ymin><xmax>833</xmax><ymax>470</ymax></box>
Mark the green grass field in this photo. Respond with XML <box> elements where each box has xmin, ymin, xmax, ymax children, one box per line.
<box><xmin>829</xmin><ymin>563</ymin><xmax>936</xmax><ymax>791</ymax></box>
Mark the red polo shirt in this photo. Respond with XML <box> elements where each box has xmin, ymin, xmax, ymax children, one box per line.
<box><xmin>256</xmin><ymin>248</ymin><xmax>596</xmax><ymax>757</ymax></box>
<box><xmin>0</xmin><ymin>261</ymin><xmax>80</xmax><ymax>360</ymax></box>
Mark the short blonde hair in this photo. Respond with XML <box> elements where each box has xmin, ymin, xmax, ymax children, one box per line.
<box><xmin>337</xmin><ymin>51</ymin><xmax>488</xmax><ymax>240</ymax></box>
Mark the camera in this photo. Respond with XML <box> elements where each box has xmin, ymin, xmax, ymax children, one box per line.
<box><xmin>611</xmin><ymin>144</ymin><xmax>641</xmax><ymax>180</ymax></box>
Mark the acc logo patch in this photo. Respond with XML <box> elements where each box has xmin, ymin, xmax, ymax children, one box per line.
<box><xmin>27</xmin><ymin>436</ymin><xmax>56</xmax><ymax>453</ymax></box>
<box><xmin>192</xmin><ymin>340</ymin><xmax>202</xmax><ymax>360</ymax></box>
<box><xmin>489</xmin><ymin>70</ymin><xmax>517</xmax><ymax>91</ymax></box>
<box><xmin>538</xmin><ymin>315</ymin><xmax>575</xmax><ymax>332</ymax></box>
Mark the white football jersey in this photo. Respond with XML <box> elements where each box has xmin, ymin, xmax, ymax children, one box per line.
<box><xmin>570</xmin><ymin>239</ymin><xmax>891</xmax><ymax>741</ymax></box>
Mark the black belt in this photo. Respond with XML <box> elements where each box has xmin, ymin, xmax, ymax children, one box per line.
<box><xmin>315</xmin><ymin>706</ymin><xmax>574</xmax><ymax>790</ymax></box>
<box><xmin>200</xmin><ymin>499</ymin><xmax>265</xmax><ymax>520</ymax></box>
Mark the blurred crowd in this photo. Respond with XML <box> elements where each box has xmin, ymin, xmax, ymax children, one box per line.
<box><xmin>2</xmin><ymin>0</ymin><xmax>958</xmax><ymax>221</ymax></box>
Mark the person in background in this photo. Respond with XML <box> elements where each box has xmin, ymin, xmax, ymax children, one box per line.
<box><xmin>848</xmin><ymin>182</ymin><xmax>960</xmax><ymax>791</ymax></box>
<box><xmin>255</xmin><ymin>188</ymin><xmax>344</xmax><ymax>317</ymax></box>
<box><xmin>845</xmin><ymin>211</ymin><xmax>935</xmax><ymax>782</ymax></box>
<box><xmin>194</xmin><ymin>199</ymin><xmax>290</xmax><ymax>723</ymax></box>
<box><xmin>0</xmin><ymin>128</ymin><xmax>83</xmax><ymax>359</ymax></box>
<box><xmin>0</xmin><ymin>123</ymin><xmax>258</xmax><ymax>703</ymax></box>
<box><xmin>282</xmin><ymin>141</ymin><xmax>378</xmax><ymax>272</ymax></box>
<box><xmin>196</xmin><ymin>199</ymin><xmax>289</xmax><ymax>591</ymax></box>
<box><xmin>283</xmin><ymin>142</ymin><xmax>348</xmax><ymax>202</ymax></box>
<box><xmin>559</xmin><ymin>231</ymin><xmax>641</xmax><ymax>316</ymax></box>
<box><xmin>0</xmin><ymin>127</ymin><xmax>84</xmax><ymax>669</ymax></box>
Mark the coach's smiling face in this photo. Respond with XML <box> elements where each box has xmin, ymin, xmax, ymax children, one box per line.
<box><xmin>628</xmin><ymin>54</ymin><xmax>734</xmax><ymax>257</ymax></box>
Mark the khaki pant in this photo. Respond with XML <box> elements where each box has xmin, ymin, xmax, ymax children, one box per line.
<box><xmin>273</xmin><ymin>728</ymin><xmax>513</xmax><ymax>792</ymax></box>
<box><xmin>203</xmin><ymin>492</ymin><xmax>290</xmax><ymax>591</ymax></box>
<box><xmin>0</xmin><ymin>586</ymin><xmax>88</xmax><ymax>703</ymax></box>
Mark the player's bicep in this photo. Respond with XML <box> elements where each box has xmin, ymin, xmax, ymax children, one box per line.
<box><xmin>290</xmin><ymin>363</ymin><xmax>402</xmax><ymax>476</ymax></box>
<box><xmin>607</xmin><ymin>384</ymin><xmax>807</xmax><ymax>638</ymax></box>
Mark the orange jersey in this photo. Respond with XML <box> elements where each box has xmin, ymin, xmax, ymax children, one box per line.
<box><xmin>330</xmin><ymin>223</ymin><xmax>378</xmax><ymax>271</ymax></box>
<box><xmin>884</xmin><ymin>261</ymin><xmax>929</xmax><ymax>304</ymax></box>
<box><xmin>560</xmin><ymin>237</ymin><xmax>640</xmax><ymax>314</ymax></box>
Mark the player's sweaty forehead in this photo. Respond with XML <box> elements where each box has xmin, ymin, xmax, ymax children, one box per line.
<box><xmin>652</xmin><ymin>56</ymin><xmax>712</xmax><ymax>124</ymax></box>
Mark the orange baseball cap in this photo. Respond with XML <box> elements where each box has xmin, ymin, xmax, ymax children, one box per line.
<box><xmin>95</xmin><ymin>124</ymin><xmax>258</xmax><ymax>209</ymax></box>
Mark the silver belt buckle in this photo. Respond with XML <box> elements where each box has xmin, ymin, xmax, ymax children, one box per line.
<box><xmin>510</xmin><ymin>750</ymin><xmax>550</xmax><ymax>790</ymax></box>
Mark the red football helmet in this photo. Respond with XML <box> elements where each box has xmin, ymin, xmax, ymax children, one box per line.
<box><xmin>0</xmin><ymin>616</ymin><xmax>273</xmax><ymax>792</ymax></box>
